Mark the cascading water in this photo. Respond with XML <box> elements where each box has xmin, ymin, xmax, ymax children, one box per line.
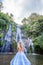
<box><xmin>28</xmin><ymin>38</ymin><xmax>34</xmax><ymax>53</ymax></box>
<box><xmin>1</xmin><ymin>25</ymin><xmax>12</xmax><ymax>52</ymax></box>
<box><xmin>16</xmin><ymin>25</ymin><xmax>22</xmax><ymax>43</ymax></box>
<box><xmin>16</xmin><ymin>24</ymin><xmax>34</xmax><ymax>53</ymax></box>
<box><xmin>16</xmin><ymin>25</ymin><xmax>27</xmax><ymax>53</ymax></box>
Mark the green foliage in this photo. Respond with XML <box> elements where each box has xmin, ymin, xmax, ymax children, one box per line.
<box><xmin>0</xmin><ymin>19</ymin><xmax>6</xmax><ymax>25</ymax></box>
<box><xmin>0</xmin><ymin>12</ymin><xmax>16</xmax><ymax>48</ymax></box>
<box><xmin>0</xmin><ymin>12</ymin><xmax>15</xmax><ymax>31</ymax></box>
<box><xmin>12</xmin><ymin>40</ymin><xmax>17</xmax><ymax>49</ymax></box>
<box><xmin>0</xmin><ymin>33</ymin><xmax>3</xmax><ymax>46</ymax></box>
<box><xmin>0</xmin><ymin>12</ymin><xmax>10</xmax><ymax>24</ymax></box>
<box><xmin>22</xmin><ymin>18</ymin><xmax>28</xmax><ymax>25</ymax></box>
<box><xmin>0</xmin><ymin>12</ymin><xmax>14</xmax><ymax>24</ymax></box>
<box><xmin>0</xmin><ymin>19</ymin><xmax>7</xmax><ymax>31</ymax></box>
<box><xmin>0</xmin><ymin>33</ymin><xmax>3</xmax><ymax>37</ymax></box>
<box><xmin>33</xmin><ymin>34</ymin><xmax>43</xmax><ymax>49</ymax></box>
<box><xmin>22</xmin><ymin>13</ymin><xmax>43</xmax><ymax>54</ymax></box>
<box><xmin>12</xmin><ymin>22</ymin><xmax>16</xmax><ymax>32</ymax></box>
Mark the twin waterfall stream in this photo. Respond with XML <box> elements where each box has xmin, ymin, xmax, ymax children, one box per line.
<box><xmin>16</xmin><ymin>25</ymin><xmax>34</xmax><ymax>53</ymax></box>
<box><xmin>1</xmin><ymin>24</ymin><xmax>34</xmax><ymax>53</ymax></box>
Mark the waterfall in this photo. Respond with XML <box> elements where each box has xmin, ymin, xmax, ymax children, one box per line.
<box><xmin>16</xmin><ymin>25</ymin><xmax>27</xmax><ymax>53</ymax></box>
<box><xmin>28</xmin><ymin>38</ymin><xmax>34</xmax><ymax>53</ymax></box>
<box><xmin>16</xmin><ymin>24</ymin><xmax>34</xmax><ymax>53</ymax></box>
<box><xmin>1</xmin><ymin>25</ymin><xmax>12</xmax><ymax>52</ymax></box>
<box><xmin>16</xmin><ymin>25</ymin><xmax>22</xmax><ymax>43</ymax></box>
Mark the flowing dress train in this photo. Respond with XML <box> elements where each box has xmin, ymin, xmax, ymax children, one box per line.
<box><xmin>10</xmin><ymin>52</ymin><xmax>31</xmax><ymax>65</ymax></box>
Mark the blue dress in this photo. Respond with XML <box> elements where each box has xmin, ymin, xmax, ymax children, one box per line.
<box><xmin>10</xmin><ymin>52</ymin><xmax>31</xmax><ymax>65</ymax></box>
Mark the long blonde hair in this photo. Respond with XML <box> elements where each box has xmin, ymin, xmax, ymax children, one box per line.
<box><xmin>17</xmin><ymin>41</ymin><xmax>24</xmax><ymax>52</ymax></box>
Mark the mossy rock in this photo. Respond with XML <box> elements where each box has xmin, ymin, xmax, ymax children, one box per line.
<box><xmin>0</xmin><ymin>33</ymin><xmax>3</xmax><ymax>38</ymax></box>
<box><xmin>12</xmin><ymin>40</ymin><xmax>17</xmax><ymax>49</ymax></box>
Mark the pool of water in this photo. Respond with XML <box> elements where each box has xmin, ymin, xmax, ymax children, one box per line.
<box><xmin>0</xmin><ymin>53</ymin><xmax>43</xmax><ymax>65</ymax></box>
<box><xmin>27</xmin><ymin>53</ymin><xmax>43</xmax><ymax>65</ymax></box>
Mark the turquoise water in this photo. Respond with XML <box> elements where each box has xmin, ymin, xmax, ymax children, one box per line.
<box><xmin>0</xmin><ymin>53</ymin><xmax>43</xmax><ymax>65</ymax></box>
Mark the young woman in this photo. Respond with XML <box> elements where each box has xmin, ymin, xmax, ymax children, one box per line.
<box><xmin>10</xmin><ymin>41</ymin><xmax>31</xmax><ymax>65</ymax></box>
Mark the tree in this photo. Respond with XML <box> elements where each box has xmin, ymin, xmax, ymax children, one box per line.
<box><xmin>22</xmin><ymin>13</ymin><xmax>43</xmax><ymax>54</ymax></box>
<box><xmin>10</xmin><ymin>13</ymin><xmax>13</xmax><ymax>18</ymax></box>
<box><xmin>0</xmin><ymin>2</ymin><xmax>3</xmax><ymax>11</ymax></box>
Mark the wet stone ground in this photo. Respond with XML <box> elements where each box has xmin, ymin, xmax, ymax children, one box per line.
<box><xmin>0</xmin><ymin>53</ymin><xmax>43</xmax><ymax>65</ymax></box>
